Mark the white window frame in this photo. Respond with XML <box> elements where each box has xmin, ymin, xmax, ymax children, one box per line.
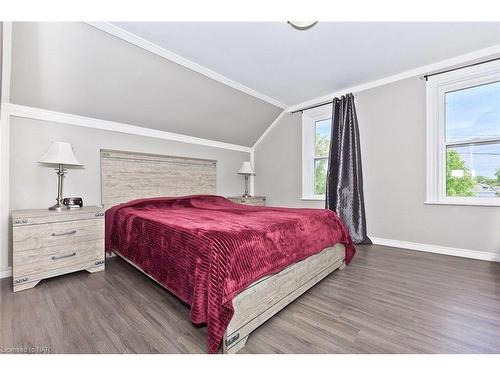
<box><xmin>302</xmin><ymin>105</ymin><xmax>332</xmax><ymax>200</ymax></box>
<box><xmin>426</xmin><ymin>59</ymin><xmax>500</xmax><ymax>207</ymax></box>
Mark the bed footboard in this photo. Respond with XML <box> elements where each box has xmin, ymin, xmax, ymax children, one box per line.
<box><xmin>223</xmin><ymin>243</ymin><xmax>346</xmax><ymax>354</ymax></box>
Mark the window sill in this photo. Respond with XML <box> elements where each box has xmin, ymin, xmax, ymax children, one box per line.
<box><xmin>425</xmin><ymin>200</ymin><xmax>500</xmax><ymax>207</ymax></box>
<box><xmin>301</xmin><ymin>195</ymin><xmax>325</xmax><ymax>201</ymax></box>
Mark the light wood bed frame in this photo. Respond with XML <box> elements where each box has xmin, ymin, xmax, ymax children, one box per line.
<box><xmin>100</xmin><ymin>149</ymin><xmax>346</xmax><ymax>354</ymax></box>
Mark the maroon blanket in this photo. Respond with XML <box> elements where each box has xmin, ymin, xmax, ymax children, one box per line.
<box><xmin>105</xmin><ymin>195</ymin><xmax>355</xmax><ymax>353</ymax></box>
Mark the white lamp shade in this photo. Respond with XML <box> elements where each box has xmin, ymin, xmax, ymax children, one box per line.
<box><xmin>38</xmin><ymin>142</ymin><xmax>82</xmax><ymax>166</ymax></box>
<box><xmin>237</xmin><ymin>161</ymin><xmax>255</xmax><ymax>175</ymax></box>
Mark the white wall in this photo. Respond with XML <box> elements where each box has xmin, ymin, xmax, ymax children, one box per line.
<box><xmin>1</xmin><ymin>23</ymin><xmax>3</xmax><ymax>103</ymax></box>
<box><xmin>1</xmin><ymin>21</ymin><xmax>257</xmax><ymax>277</ymax></box>
<box><xmin>255</xmin><ymin>77</ymin><xmax>500</xmax><ymax>255</ymax></box>
<box><xmin>0</xmin><ymin>115</ymin><xmax>249</xmax><ymax>271</ymax></box>
<box><xmin>254</xmin><ymin>112</ymin><xmax>321</xmax><ymax>208</ymax></box>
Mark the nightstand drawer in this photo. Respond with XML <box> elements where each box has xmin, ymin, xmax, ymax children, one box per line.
<box><xmin>13</xmin><ymin>219</ymin><xmax>104</xmax><ymax>252</ymax></box>
<box><xmin>11</xmin><ymin>206</ymin><xmax>105</xmax><ymax>292</ymax></box>
<box><xmin>227</xmin><ymin>196</ymin><xmax>266</xmax><ymax>206</ymax></box>
<box><xmin>241</xmin><ymin>199</ymin><xmax>265</xmax><ymax>206</ymax></box>
<box><xmin>13</xmin><ymin>239</ymin><xmax>104</xmax><ymax>278</ymax></box>
<box><xmin>11</xmin><ymin>209</ymin><xmax>105</xmax><ymax>226</ymax></box>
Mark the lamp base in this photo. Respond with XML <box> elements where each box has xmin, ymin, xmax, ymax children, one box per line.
<box><xmin>48</xmin><ymin>202</ymin><xmax>70</xmax><ymax>211</ymax></box>
<box><xmin>242</xmin><ymin>193</ymin><xmax>252</xmax><ymax>198</ymax></box>
<box><xmin>48</xmin><ymin>164</ymin><xmax>70</xmax><ymax>211</ymax></box>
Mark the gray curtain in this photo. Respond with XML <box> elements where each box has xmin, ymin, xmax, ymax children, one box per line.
<box><xmin>326</xmin><ymin>93</ymin><xmax>371</xmax><ymax>244</ymax></box>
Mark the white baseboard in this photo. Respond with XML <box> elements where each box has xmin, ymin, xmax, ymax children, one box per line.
<box><xmin>0</xmin><ymin>266</ymin><xmax>12</xmax><ymax>279</ymax></box>
<box><xmin>371</xmin><ymin>237</ymin><xmax>500</xmax><ymax>263</ymax></box>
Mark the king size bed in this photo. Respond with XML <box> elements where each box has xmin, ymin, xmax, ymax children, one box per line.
<box><xmin>101</xmin><ymin>149</ymin><xmax>355</xmax><ymax>354</ymax></box>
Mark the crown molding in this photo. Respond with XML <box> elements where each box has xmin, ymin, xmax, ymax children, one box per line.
<box><xmin>249</xmin><ymin>148</ymin><xmax>255</xmax><ymax>196</ymax></box>
<box><xmin>252</xmin><ymin>110</ymin><xmax>287</xmax><ymax>149</ymax></box>
<box><xmin>85</xmin><ymin>22</ymin><xmax>287</xmax><ymax>110</ymax></box>
<box><xmin>4</xmin><ymin>103</ymin><xmax>252</xmax><ymax>153</ymax></box>
<box><xmin>287</xmin><ymin>44</ymin><xmax>500</xmax><ymax>113</ymax></box>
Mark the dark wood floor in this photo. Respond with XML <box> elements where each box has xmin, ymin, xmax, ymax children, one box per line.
<box><xmin>1</xmin><ymin>244</ymin><xmax>499</xmax><ymax>354</ymax></box>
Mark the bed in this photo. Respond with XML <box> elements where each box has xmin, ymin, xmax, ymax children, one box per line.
<box><xmin>101</xmin><ymin>149</ymin><xmax>355</xmax><ymax>354</ymax></box>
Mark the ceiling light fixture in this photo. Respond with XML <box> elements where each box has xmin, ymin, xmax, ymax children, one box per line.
<box><xmin>287</xmin><ymin>21</ymin><xmax>318</xmax><ymax>31</ymax></box>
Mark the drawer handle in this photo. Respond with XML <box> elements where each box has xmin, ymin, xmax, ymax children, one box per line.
<box><xmin>225</xmin><ymin>333</ymin><xmax>240</xmax><ymax>346</ymax></box>
<box><xmin>51</xmin><ymin>252</ymin><xmax>76</xmax><ymax>260</ymax></box>
<box><xmin>14</xmin><ymin>277</ymin><xmax>28</xmax><ymax>284</ymax></box>
<box><xmin>51</xmin><ymin>230</ymin><xmax>77</xmax><ymax>237</ymax></box>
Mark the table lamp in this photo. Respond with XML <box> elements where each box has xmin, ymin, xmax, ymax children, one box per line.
<box><xmin>237</xmin><ymin>161</ymin><xmax>255</xmax><ymax>198</ymax></box>
<box><xmin>38</xmin><ymin>142</ymin><xmax>82</xmax><ymax>211</ymax></box>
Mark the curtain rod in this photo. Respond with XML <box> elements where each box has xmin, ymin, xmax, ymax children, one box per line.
<box><xmin>422</xmin><ymin>57</ymin><xmax>500</xmax><ymax>81</ymax></box>
<box><xmin>291</xmin><ymin>100</ymin><xmax>333</xmax><ymax>114</ymax></box>
<box><xmin>291</xmin><ymin>94</ymin><xmax>358</xmax><ymax>114</ymax></box>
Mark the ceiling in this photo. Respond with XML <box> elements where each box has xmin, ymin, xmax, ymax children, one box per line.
<box><xmin>11</xmin><ymin>22</ymin><xmax>282</xmax><ymax>147</ymax></box>
<box><xmin>112</xmin><ymin>22</ymin><xmax>500</xmax><ymax>106</ymax></box>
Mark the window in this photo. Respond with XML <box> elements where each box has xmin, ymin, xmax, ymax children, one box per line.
<box><xmin>426</xmin><ymin>60</ymin><xmax>500</xmax><ymax>206</ymax></box>
<box><xmin>302</xmin><ymin>106</ymin><xmax>332</xmax><ymax>200</ymax></box>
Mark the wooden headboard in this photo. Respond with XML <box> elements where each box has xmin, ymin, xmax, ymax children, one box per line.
<box><xmin>100</xmin><ymin>149</ymin><xmax>217</xmax><ymax>209</ymax></box>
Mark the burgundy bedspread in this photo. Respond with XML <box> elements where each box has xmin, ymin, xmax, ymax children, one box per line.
<box><xmin>105</xmin><ymin>195</ymin><xmax>355</xmax><ymax>353</ymax></box>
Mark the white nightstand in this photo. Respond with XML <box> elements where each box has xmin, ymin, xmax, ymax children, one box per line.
<box><xmin>11</xmin><ymin>206</ymin><xmax>105</xmax><ymax>292</ymax></box>
<box><xmin>227</xmin><ymin>196</ymin><xmax>266</xmax><ymax>206</ymax></box>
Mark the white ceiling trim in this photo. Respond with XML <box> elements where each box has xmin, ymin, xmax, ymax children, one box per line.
<box><xmin>287</xmin><ymin>44</ymin><xmax>500</xmax><ymax>113</ymax></box>
<box><xmin>4</xmin><ymin>103</ymin><xmax>252</xmax><ymax>153</ymax></box>
<box><xmin>85</xmin><ymin>22</ymin><xmax>287</xmax><ymax>109</ymax></box>
<box><xmin>252</xmin><ymin>110</ymin><xmax>287</xmax><ymax>149</ymax></box>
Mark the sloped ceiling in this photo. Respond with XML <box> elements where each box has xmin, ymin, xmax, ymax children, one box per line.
<box><xmin>10</xmin><ymin>22</ymin><xmax>500</xmax><ymax>147</ymax></box>
<box><xmin>112</xmin><ymin>22</ymin><xmax>500</xmax><ymax>106</ymax></box>
<box><xmin>10</xmin><ymin>22</ymin><xmax>282</xmax><ymax>147</ymax></box>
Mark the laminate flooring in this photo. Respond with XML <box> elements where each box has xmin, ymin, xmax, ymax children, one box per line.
<box><xmin>1</xmin><ymin>245</ymin><xmax>499</xmax><ymax>354</ymax></box>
